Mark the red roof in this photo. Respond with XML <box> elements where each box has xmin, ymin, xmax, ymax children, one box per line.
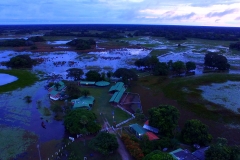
<box><xmin>145</xmin><ymin>120</ymin><xmax>149</xmax><ymax>125</ymax></box>
<box><xmin>146</xmin><ymin>132</ymin><xmax>159</xmax><ymax>141</ymax></box>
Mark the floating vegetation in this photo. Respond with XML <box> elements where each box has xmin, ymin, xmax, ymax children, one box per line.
<box><xmin>198</xmin><ymin>81</ymin><xmax>240</xmax><ymax>114</ymax></box>
<box><xmin>0</xmin><ymin>125</ymin><xmax>38</xmax><ymax>160</ymax></box>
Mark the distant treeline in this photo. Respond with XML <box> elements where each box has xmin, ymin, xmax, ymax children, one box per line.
<box><xmin>0</xmin><ymin>36</ymin><xmax>45</xmax><ymax>47</ymax></box>
<box><xmin>0</xmin><ymin>24</ymin><xmax>239</xmax><ymax>41</ymax></box>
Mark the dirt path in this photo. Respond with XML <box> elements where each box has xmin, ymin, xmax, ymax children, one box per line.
<box><xmin>102</xmin><ymin>117</ymin><xmax>132</xmax><ymax>160</ymax></box>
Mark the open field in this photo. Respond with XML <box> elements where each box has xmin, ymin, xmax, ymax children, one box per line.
<box><xmin>130</xmin><ymin>73</ymin><xmax>240</xmax><ymax>145</ymax></box>
<box><xmin>82</xmin><ymin>86</ymin><xmax>132</xmax><ymax>126</ymax></box>
<box><xmin>0</xmin><ymin>69</ymin><xmax>39</xmax><ymax>93</ymax></box>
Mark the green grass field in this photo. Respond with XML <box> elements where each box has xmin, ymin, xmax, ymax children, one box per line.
<box><xmin>0</xmin><ymin>69</ymin><xmax>39</xmax><ymax>93</ymax></box>
<box><xmin>82</xmin><ymin>86</ymin><xmax>132</xmax><ymax>126</ymax></box>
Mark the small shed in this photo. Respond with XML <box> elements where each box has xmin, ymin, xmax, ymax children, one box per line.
<box><xmin>192</xmin><ymin>147</ymin><xmax>209</xmax><ymax>160</ymax></box>
<box><xmin>129</xmin><ymin>124</ymin><xmax>147</xmax><ymax>138</ymax></box>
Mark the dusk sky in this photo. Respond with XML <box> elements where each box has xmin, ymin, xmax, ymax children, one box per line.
<box><xmin>1</xmin><ymin>0</ymin><xmax>240</xmax><ymax>26</ymax></box>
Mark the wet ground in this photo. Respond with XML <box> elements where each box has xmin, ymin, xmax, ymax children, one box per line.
<box><xmin>0</xmin><ymin>36</ymin><xmax>240</xmax><ymax>159</ymax></box>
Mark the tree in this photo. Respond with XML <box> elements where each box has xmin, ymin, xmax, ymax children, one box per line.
<box><xmin>80</xmin><ymin>115</ymin><xmax>88</xmax><ymax>146</ymax></box>
<box><xmin>143</xmin><ymin>150</ymin><xmax>174</xmax><ymax>160</ymax></box>
<box><xmin>172</xmin><ymin>61</ymin><xmax>186</xmax><ymax>75</ymax></box>
<box><xmin>148</xmin><ymin>105</ymin><xmax>179</xmax><ymax>137</ymax></box>
<box><xmin>113</xmin><ymin>68</ymin><xmax>138</xmax><ymax>84</ymax></box>
<box><xmin>153</xmin><ymin>62</ymin><xmax>169</xmax><ymax>76</ymax></box>
<box><xmin>205</xmin><ymin>138</ymin><xmax>240</xmax><ymax>160</ymax></box>
<box><xmin>81</xmin><ymin>89</ymin><xmax>90</xmax><ymax>97</ymax></box>
<box><xmin>140</xmin><ymin>135</ymin><xmax>155</xmax><ymax>155</ymax></box>
<box><xmin>66</xmin><ymin>68</ymin><xmax>84</xmax><ymax>81</ymax></box>
<box><xmin>204</xmin><ymin>52</ymin><xmax>230</xmax><ymax>70</ymax></box>
<box><xmin>106</xmin><ymin>71</ymin><xmax>113</xmax><ymax>79</ymax></box>
<box><xmin>64</xmin><ymin>109</ymin><xmax>101</xmax><ymax>134</ymax></box>
<box><xmin>6</xmin><ymin>54</ymin><xmax>36</xmax><ymax>68</ymax></box>
<box><xmin>88</xmin><ymin>132</ymin><xmax>119</xmax><ymax>155</ymax></box>
<box><xmin>185</xmin><ymin>61</ymin><xmax>196</xmax><ymax>72</ymax></box>
<box><xmin>85</xmin><ymin>70</ymin><xmax>101</xmax><ymax>81</ymax></box>
<box><xmin>181</xmin><ymin>119</ymin><xmax>212</xmax><ymax>146</ymax></box>
<box><xmin>65</xmin><ymin>82</ymin><xmax>81</xmax><ymax>99</ymax></box>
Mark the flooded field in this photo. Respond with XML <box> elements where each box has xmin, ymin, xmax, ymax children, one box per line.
<box><xmin>0</xmin><ymin>35</ymin><xmax>240</xmax><ymax>158</ymax></box>
<box><xmin>199</xmin><ymin>81</ymin><xmax>240</xmax><ymax>114</ymax></box>
<box><xmin>0</xmin><ymin>73</ymin><xmax>18</xmax><ymax>86</ymax></box>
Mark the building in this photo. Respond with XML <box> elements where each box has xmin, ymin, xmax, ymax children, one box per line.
<box><xmin>109</xmin><ymin>82</ymin><xmax>126</xmax><ymax>104</ymax></box>
<box><xmin>71</xmin><ymin>96</ymin><xmax>95</xmax><ymax>110</ymax></box>
<box><xmin>129</xmin><ymin>123</ymin><xmax>159</xmax><ymax>140</ymax></box>
<box><xmin>170</xmin><ymin>148</ymin><xmax>199</xmax><ymax>160</ymax></box>
<box><xmin>48</xmin><ymin>81</ymin><xmax>66</xmax><ymax>100</ymax></box>
<box><xmin>143</xmin><ymin>120</ymin><xmax>159</xmax><ymax>134</ymax></box>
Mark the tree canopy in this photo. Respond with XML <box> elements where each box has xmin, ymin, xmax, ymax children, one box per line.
<box><xmin>64</xmin><ymin>109</ymin><xmax>101</xmax><ymax>134</ymax></box>
<box><xmin>172</xmin><ymin>61</ymin><xmax>186</xmax><ymax>75</ymax></box>
<box><xmin>66</xmin><ymin>68</ymin><xmax>84</xmax><ymax>81</ymax></box>
<box><xmin>204</xmin><ymin>52</ymin><xmax>230</xmax><ymax>70</ymax></box>
<box><xmin>88</xmin><ymin>132</ymin><xmax>119</xmax><ymax>155</ymax></box>
<box><xmin>186</xmin><ymin>61</ymin><xmax>196</xmax><ymax>72</ymax></box>
<box><xmin>148</xmin><ymin>105</ymin><xmax>179</xmax><ymax>137</ymax></box>
<box><xmin>181</xmin><ymin>119</ymin><xmax>212</xmax><ymax>146</ymax></box>
<box><xmin>66</xmin><ymin>39</ymin><xmax>96</xmax><ymax>50</ymax></box>
<box><xmin>85</xmin><ymin>70</ymin><xmax>102</xmax><ymax>81</ymax></box>
<box><xmin>205</xmin><ymin>137</ymin><xmax>240</xmax><ymax>160</ymax></box>
<box><xmin>65</xmin><ymin>82</ymin><xmax>81</xmax><ymax>99</ymax></box>
<box><xmin>6</xmin><ymin>54</ymin><xmax>36</xmax><ymax>68</ymax></box>
<box><xmin>143</xmin><ymin>150</ymin><xmax>174</xmax><ymax>160</ymax></box>
<box><xmin>113</xmin><ymin>68</ymin><xmax>138</xmax><ymax>84</ymax></box>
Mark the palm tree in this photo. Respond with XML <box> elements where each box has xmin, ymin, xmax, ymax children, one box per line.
<box><xmin>82</xmin><ymin>90</ymin><xmax>90</xmax><ymax>97</ymax></box>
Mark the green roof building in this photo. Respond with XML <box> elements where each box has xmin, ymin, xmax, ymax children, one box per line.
<box><xmin>78</xmin><ymin>81</ymin><xmax>96</xmax><ymax>85</ymax></box>
<box><xmin>48</xmin><ymin>81</ymin><xmax>66</xmax><ymax>100</ymax></box>
<box><xmin>95</xmin><ymin>81</ymin><xmax>110</xmax><ymax>87</ymax></box>
<box><xmin>109</xmin><ymin>82</ymin><xmax>124</xmax><ymax>92</ymax></box>
<box><xmin>71</xmin><ymin>96</ymin><xmax>95</xmax><ymax>110</ymax></box>
<box><xmin>129</xmin><ymin>123</ymin><xmax>147</xmax><ymax>138</ymax></box>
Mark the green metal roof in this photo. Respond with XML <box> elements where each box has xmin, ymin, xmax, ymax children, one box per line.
<box><xmin>129</xmin><ymin>124</ymin><xmax>147</xmax><ymax>135</ymax></box>
<box><xmin>49</xmin><ymin>81</ymin><xmax>66</xmax><ymax>96</ymax></box>
<box><xmin>109</xmin><ymin>82</ymin><xmax>124</xmax><ymax>92</ymax></box>
<box><xmin>79</xmin><ymin>81</ymin><xmax>96</xmax><ymax>85</ymax></box>
<box><xmin>71</xmin><ymin>96</ymin><xmax>95</xmax><ymax>109</ymax></box>
<box><xmin>109</xmin><ymin>92</ymin><xmax>119</xmax><ymax>103</ymax></box>
<box><xmin>113</xmin><ymin>87</ymin><xmax>125</xmax><ymax>103</ymax></box>
<box><xmin>95</xmin><ymin>81</ymin><xmax>110</xmax><ymax>87</ymax></box>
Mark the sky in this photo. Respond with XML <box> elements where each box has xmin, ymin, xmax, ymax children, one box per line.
<box><xmin>0</xmin><ymin>0</ymin><xmax>240</xmax><ymax>27</ymax></box>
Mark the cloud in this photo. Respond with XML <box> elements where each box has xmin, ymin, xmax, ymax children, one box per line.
<box><xmin>215</xmin><ymin>19</ymin><xmax>220</xmax><ymax>23</ymax></box>
<box><xmin>169</xmin><ymin>12</ymin><xmax>196</xmax><ymax>20</ymax></box>
<box><xmin>235</xmin><ymin>17</ymin><xmax>240</xmax><ymax>20</ymax></box>
<box><xmin>206</xmin><ymin>8</ymin><xmax>238</xmax><ymax>17</ymax></box>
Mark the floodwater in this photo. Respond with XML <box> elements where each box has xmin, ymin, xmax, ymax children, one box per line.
<box><xmin>0</xmin><ymin>36</ymin><xmax>240</xmax><ymax>158</ymax></box>
<box><xmin>0</xmin><ymin>73</ymin><xmax>18</xmax><ymax>86</ymax></box>
<box><xmin>198</xmin><ymin>81</ymin><xmax>240</xmax><ymax>114</ymax></box>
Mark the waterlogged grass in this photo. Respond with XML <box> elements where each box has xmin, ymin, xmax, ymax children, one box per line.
<box><xmin>138</xmin><ymin>73</ymin><xmax>240</xmax><ymax>122</ymax></box>
<box><xmin>149</xmin><ymin>49</ymin><xmax>171</xmax><ymax>57</ymax></box>
<box><xmin>0</xmin><ymin>69</ymin><xmax>39</xmax><ymax>93</ymax></box>
<box><xmin>0</xmin><ymin>125</ymin><xmax>38</xmax><ymax>160</ymax></box>
<box><xmin>198</xmin><ymin>81</ymin><xmax>240</xmax><ymax>114</ymax></box>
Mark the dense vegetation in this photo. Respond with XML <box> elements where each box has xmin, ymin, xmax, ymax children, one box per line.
<box><xmin>0</xmin><ymin>39</ymin><xmax>33</xmax><ymax>47</ymax></box>
<box><xmin>66</xmin><ymin>39</ymin><xmax>96</xmax><ymax>50</ymax></box>
<box><xmin>64</xmin><ymin>109</ymin><xmax>101</xmax><ymax>134</ymax></box>
<box><xmin>6</xmin><ymin>55</ymin><xmax>36</xmax><ymax>68</ymax></box>
<box><xmin>27</xmin><ymin>36</ymin><xmax>46</xmax><ymax>42</ymax></box>
<box><xmin>229</xmin><ymin>41</ymin><xmax>240</xmax><ymax>51</ymax></box>
<box><xmin>204</xmin><ymin>52</ymin><xmax>230</xmax><ymax>70</ymax></box>
<box><xmin>88</xmin><ymin>132</ymin><xmax>119</xmax><ymax>155</ymax></box>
